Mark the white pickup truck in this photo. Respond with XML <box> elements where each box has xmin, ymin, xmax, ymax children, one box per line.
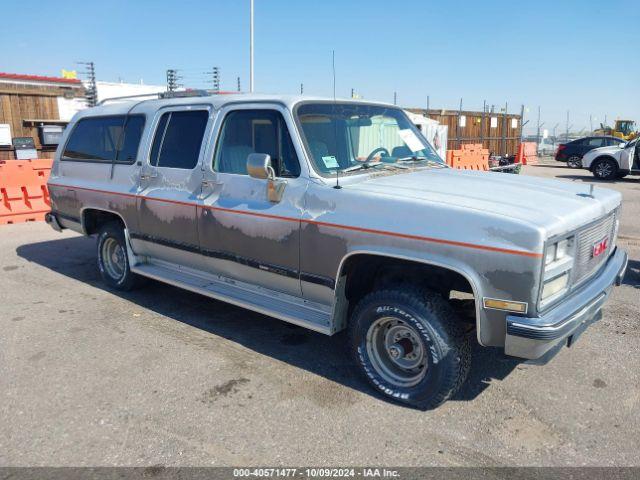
<box><xmin>582</xmin><ymin>137</ymin><xmax>640</xmax><ymax>180</ymax></box>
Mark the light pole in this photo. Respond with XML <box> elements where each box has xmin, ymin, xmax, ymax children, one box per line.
<box><xmin>249</xmin><ymin>0</ymin><xmax>254</xmax><ymax>93</ymax></box>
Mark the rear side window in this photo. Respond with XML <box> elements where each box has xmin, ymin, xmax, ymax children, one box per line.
<box><xmin>62</xmin><ymin>115</ymin><xmax>145</xmax><ymax>164</ymax></box>
<box><xmin>587</xmin><ymin>138</ymin><xmax>605</xmax><ymax>147</ymax></box>
<box><xmin>150</xmin><ymin>110</ymin><xmax>209</xmax><ymax>169</ymax></box>
<box><xmin>116</xmin><ymin>116</ymin><xmax>145</xmax><ymax>163</ymax></box>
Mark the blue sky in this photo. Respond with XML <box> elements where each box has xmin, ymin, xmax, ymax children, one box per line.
<box><xmin>1</xmin><ymin>0</ymin><xmax>638</xmax><ymax>134</ymax></box>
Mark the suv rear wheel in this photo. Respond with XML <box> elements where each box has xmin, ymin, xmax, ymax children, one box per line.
<box><xmin>566</xmin><ymin>155</ymin><xmax>582</xmax><ymax>168</ymax></box>
<box><xmin>592</xmin><ymin>158</ymin><xmax>618</xmax><ymax>180</ymax></box>
<box><xmin>349</xmin><ymin>288</ymin><xmax>471</xmax><ymax>409</ymax></box>
<box><xmin>97</xmin><ymin>222</ymin><xmax>144</xmax><ymax>291</ymax></box>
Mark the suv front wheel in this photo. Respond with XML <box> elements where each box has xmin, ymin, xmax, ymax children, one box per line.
<box><xmin>97</xmin><ymin>222</ymin><xmax>144</xmax><ymax>291</ymax></box>
<box><xmin>349</xmin><ymin>288</ymin><xmax>471</xmax><ymax>409</ymax></box>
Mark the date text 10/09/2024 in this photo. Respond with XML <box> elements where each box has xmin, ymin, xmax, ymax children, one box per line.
<box><xmin>232</xmin><ymin>468</ymin><xmax>400</xmax><ymax>478</ymax></box>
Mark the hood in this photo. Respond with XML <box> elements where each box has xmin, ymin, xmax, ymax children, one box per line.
<box><xmin>346</xmin><ymin>168</ymin><xmax>621</xmax><ymax>237</ymax></box>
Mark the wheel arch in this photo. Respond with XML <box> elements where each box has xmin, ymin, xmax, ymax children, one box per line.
<box><xmin>330</xmin><ymin>250</ymin><xmax>483</xmax><ymax>343</ymax></box>
<box><xmin>589</xmin><ymin>155</ymin><xmax>618</xmax><ymax>171</ymax></box>
<box><xmin>80</xmin><ymin>207</ymin><xmax>128</xmax><ymax>236</ymax></box>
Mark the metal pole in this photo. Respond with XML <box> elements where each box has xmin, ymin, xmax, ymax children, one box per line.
<box><xmin>393</xmin><ymin>91</ymin><xmax>397</xmax><ymax>105</ymax></box>
<box><xmin>536</xmin><ymin>106</ymin><xmax>541</xmax><ymax>143</ymax></box>
<box><xmin>426</xmin><ymin>95</ymin><xmax>430</xmax><ymax>114</ymax></box>
<box><xmin>589</xmin><ymin>115</ymin><xmax>593</xmax><ymax>133</ymax></box>
<box><xmin>503</xmin><ymin>102</ymin><xmax>508</xmax><ymax>156</ymax></box>
<box><xmin>249</xmin><ymin>0</ymin><xmax>254</xmax><ymax>92</ymax></box>
<box><xmin>519</xmin><ymin>104</ymin><xmax>525</xmax><ymax>142</ymax></box>
<box><xmin>480</xmin><ymin>100</ymin><xmax>486</xmax><ymax>148</ymax></box>
<box><xmin>300</xmin><ymin>83</ymin><xmax>303</xmax><ymax>94</ymax></box>
<box><xmin>456</xmin><ymin>98</ymin><xmax>462</xmax><ymax>148</ymax></box>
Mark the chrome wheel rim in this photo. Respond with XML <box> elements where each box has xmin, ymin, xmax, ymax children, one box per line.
<box><xmin>567</xmin><ymin>157</ymin><xmax>582</xmax><ymax>168</ymax></box>
<box><xmin>366</xmin><ymin>316</ymin><xmax>428</xmax><ymax>387</ymax></box>
<box><xmin>102</xmin><ymin>237</ymin><xmax>126</xmax><ymax>280</ymax></box>
<box><xmin>595</xmin><ymin>162</ymin><xmax>612</xmax><ymax>178</ymax></box>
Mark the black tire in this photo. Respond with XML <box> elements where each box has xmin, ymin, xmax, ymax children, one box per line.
<box><xmin>591</xmin><ymin>158</ymin><xmax>618</xmax><ymax>180</ymax></box>
<box><xmin>96</xmin><ymin>221</ymin><xmax>144</xmax><ymax>291</ymax></box>
<box><xmin>616</xmin><ymin>172</ymin><xmax>629</xmax><ymax>179</ymax></box>
<box><xmin>349</xmin><ymin>288</ymin><xmax>471</xmax><ymax>409</ymax></box>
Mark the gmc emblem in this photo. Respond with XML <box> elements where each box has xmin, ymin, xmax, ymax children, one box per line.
<box><xmin>592</xmin><ymin>237</ymin><xmax>609</xmax><ymax>258</ymax></box>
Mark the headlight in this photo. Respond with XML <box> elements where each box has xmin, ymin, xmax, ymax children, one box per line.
<box><xmin>555</xmin><ymin>238</ymin><xmax>571</xmax><ymax>260</ymax></box>
<box><xmin>540</xmin><ymin>236</ymin><xmax>575</xmax><ymax>308</ymax></box>
<box><xmin>541</xmin><ymin>272</ymin><xmax>570</xmax><ymax>301</ymax></box>
<box><xmin>545</xmin><ymin>237</ymin><xmax>573</xmax><ymax>266</ymax></box>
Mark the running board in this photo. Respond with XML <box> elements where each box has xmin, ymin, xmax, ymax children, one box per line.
<box><xmin>130</xmin><ymin>260</ymin><xmax>334</xmax><ymax>335</ymax></box>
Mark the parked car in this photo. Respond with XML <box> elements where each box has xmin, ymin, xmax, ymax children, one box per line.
<box><xmin>555</xmin><ymin>136</ymin><xmax>625</xmax><ymax>168</ymax></box>
<box><xmin>582</xmin><ymin>137</ymin><xmax>640</xmax><ymax>180</ymax></box>
<box><xmin>45</xmin><ymin>94</ymin><xmax>627</xmax><ymax>409</ymax></box>
<box><xmin>537</xmin><ymin>137</ymin><xmax>557</xmax><ymax>156</ymax></box>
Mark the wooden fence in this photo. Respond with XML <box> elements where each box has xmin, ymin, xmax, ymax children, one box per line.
<box><xmin>408</xmin><ymin>108</ymin><xmax>522</xmax><ymax>156</ymax></box>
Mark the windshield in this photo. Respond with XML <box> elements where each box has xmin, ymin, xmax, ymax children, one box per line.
<box><xmin>618</xmin><ymin>121</ymin><xmax>635</xmax><ymax>135</ymax></box>
<box><xmin>295</xmin><ymin>103</ymin><xmax>444</xmax><ymax>176</ymax></box>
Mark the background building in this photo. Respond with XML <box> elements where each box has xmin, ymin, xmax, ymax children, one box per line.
<box><xmin>0</xmin><ymin>72</ymin><xmax>85</xmax><ymax>160</ymax></box>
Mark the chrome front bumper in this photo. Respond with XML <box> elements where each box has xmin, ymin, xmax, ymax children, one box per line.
<box><xmin>505</xmin><ymin>247</ymin><xmax>628</xmax><ymax>360</ymax></box>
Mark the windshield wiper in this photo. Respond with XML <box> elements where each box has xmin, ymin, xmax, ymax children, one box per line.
<box><xmin>341</xmin><ymin>161</ymin><xmax>391</xmax><ymax>173</ymax></box>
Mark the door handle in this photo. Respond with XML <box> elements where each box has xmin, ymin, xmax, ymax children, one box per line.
<box><xmin>202</xmin><ymin>179</ymin><xmax>221</xmax><ymax>187</ymax></box>
<box><xmin>140</xmin><ymin>172</ymin><xmax>158</xmax><ymax>180</ymax></box>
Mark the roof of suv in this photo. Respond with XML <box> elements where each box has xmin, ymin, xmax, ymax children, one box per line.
<box><xmin>78</xmin><ymin>93</ymin><xmax>396</xmax><ymax>118</ymax></box>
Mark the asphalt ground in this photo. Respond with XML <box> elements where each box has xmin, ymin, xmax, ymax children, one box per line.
<box><xmin>1</xmin><ymin>160</ymin><xmax>638</xmax><ymax>466</ymax></box>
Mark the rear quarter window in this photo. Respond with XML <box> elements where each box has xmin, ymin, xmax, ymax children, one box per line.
<box><xmin>62</xmin><ymin>115</ymin><xmax>145</xmax><ymax>164</ymax></box>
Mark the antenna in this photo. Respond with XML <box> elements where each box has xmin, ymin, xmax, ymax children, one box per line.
<box><xmin>332</xmin><ymin>50</ymin><xmax>341</xmax><ymax>190</ymax></box>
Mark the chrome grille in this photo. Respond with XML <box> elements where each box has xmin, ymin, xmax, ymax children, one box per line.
<box><xmin>573</xmin><ymin>211</ymin><xmax>617</xmax><ymax>285</ymax></box>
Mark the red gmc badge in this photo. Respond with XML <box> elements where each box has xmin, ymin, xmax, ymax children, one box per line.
<box><xmin>592</xmin><ymin>237</ymin><xmax>609</xmax><ymax>258</ymax></box>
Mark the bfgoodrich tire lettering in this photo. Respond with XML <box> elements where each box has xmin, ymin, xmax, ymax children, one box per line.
<box><xmin>349</xmin><ymin>288</ymin><xmax>471</xmax><ymax>409</ymax></box>
<box><xmin>97</xmin><ymin>222</ymin><xmax>144</xmax><ymax>291</ymax></box>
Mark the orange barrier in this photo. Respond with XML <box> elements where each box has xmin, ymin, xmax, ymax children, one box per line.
<box><xmin>0</xmin><ymin>159</ymin><xmax>53</xmax><ymax>225</ymax></box>
<box><xmin>446</xmin><ymin>143</ymin><xmax>489</xmax><ymax>171</ymax></box>
<box><xmin>515</xmin><ymin>142</ymin><xmax>537</xmax><ymax>165</ymax></box>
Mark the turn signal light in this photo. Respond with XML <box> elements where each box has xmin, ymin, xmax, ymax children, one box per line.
<box><xmin>483</xmin><ymin>298</ymin><xmax>528</xmax><ymax>314</ymax></box>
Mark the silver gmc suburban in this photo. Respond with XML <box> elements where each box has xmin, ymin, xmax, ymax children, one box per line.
<box><xmin>46</xmin><ymin>93</ymin><xmax>628</xmax><ymax>408</ymax></box>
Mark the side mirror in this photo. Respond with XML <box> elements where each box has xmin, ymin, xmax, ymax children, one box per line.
<box><xmin>619</xmin><ymin>143</ymin><xmax>626</xmax><ymax>148</ymax></box>
<box><xmin>247</xmin><ymin>153</ymin><xmax>275</xmax><ymax>179</ymax></box>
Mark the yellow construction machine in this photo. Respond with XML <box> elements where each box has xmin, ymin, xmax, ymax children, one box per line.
<box><xmin>594</xmin><ymin>119</ymin><xmax>637</xmax><ymax>140</ymax></box>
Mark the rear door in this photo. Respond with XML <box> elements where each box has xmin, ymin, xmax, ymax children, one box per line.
<box><xmin>583</xmin><ymin>137</ymin><xmax>605</xmax><ymax>155</ymax></box>
<box><xmin>134</xmin><ymin>106</ymin><xmax>213</xmax><ymax>269</ymax></box>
